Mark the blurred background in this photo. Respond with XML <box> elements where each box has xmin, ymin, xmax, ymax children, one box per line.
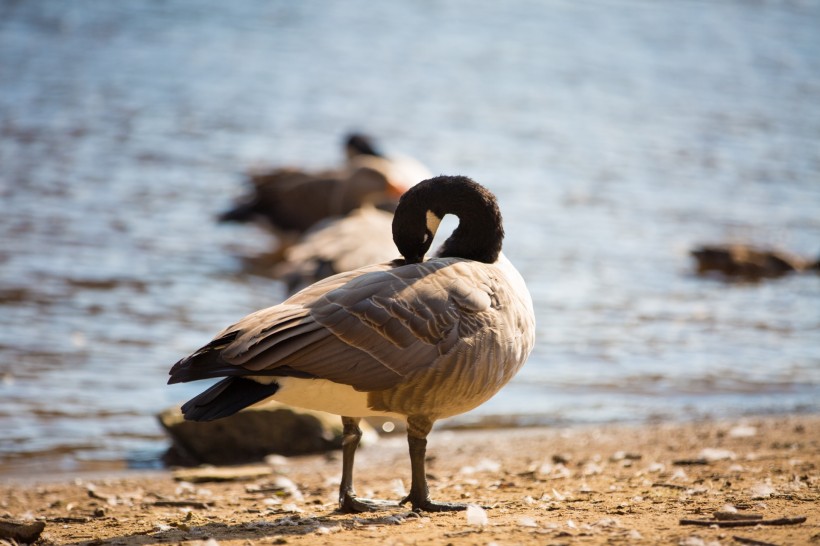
<box><xmin>0</xmin><ymin>0</ymin><xmax>818</xmax><ymax>477</ymax></box>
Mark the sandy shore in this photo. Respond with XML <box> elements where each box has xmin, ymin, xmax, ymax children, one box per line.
<box><xmin>1</xmin><ymin>415</ymin><xmax>817</xmax><ymax>545</ymax></box>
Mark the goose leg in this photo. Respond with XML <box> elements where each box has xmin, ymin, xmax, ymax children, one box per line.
<box><xmin>338</xmin><ymin>416</ymin><xmax>396</xmax><ymax>513</ymax></box>
<box><xmin>400</xmin><ymin>416</ymin><xmax>468</xmax><ymax>512</ymax></box>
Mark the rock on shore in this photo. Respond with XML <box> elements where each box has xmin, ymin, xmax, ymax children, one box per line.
<box><xmin>158</xmin><ymin>401</ymin><xmax>376</xmax><ymax>466</ymax></box>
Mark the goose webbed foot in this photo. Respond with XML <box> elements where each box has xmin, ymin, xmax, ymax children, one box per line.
<box><xmin>399</xmin><ymin>494</ymin><xmax>469</xmax><ymax>513</ymax></box>
<box><xmin>337</xmin><ymin>417</ymin><xmax>400</xmax><ymax>513</ymax></box>
<box><xmin>339</xmin><ymin>491</ymin><xmax>399</xmax><ymax>514</ymax></box>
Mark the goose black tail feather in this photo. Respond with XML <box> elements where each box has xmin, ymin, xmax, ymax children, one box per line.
<box><xmin>180</xmin><ymin>377</ymin><xmax>280</xmax><ymax>422</ymax></box>
<box><xmin>168</xmin><ymin>332</ymin><xmax>242</xmax><ymax>385</ymax></box>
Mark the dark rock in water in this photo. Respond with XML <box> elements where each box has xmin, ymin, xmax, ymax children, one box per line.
<box><xmin>690</xmin><ymin>244</ymin><xmax>818</xmax><ymax>281</ymax></box>
<box><xmin>0</xmin><ymin>518</ymin><xmax>46</xmax><ymax>543</ymax></box>
<box><xmin>158</xmin><ymin>401</ymin><xmax>376</xmax><ymax>466</ymax></box>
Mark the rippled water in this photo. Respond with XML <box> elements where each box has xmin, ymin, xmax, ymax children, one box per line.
<box><xmin>1</xmin><ymin>0</ymin><xmax>818</xmax><ymax>476</ymax></box>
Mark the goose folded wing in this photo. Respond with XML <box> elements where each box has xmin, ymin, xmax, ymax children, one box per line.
<box><xmin>170</xmin><ymin>259</ymin><xmax>502</xmax><ymax>393</ymax></box>
<box><xmin>308</xmin><ymin>259</ymin><xmax>500</xmax><ymax>381</ymax></box>
<box><xmin>168</xmin><ymin>303</ymin><xmax>404</xmax><ymax>391</ymax></box>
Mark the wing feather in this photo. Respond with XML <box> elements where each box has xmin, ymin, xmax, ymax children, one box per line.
<box><xmin>170</xmin><ymin>257</ymin><xmax>522</xmax><ymax>395</ymax></box>
<box><xmin>309</xmin><ymin>259</ymin><xmax>500</xmax><ymax>378</ymax></box>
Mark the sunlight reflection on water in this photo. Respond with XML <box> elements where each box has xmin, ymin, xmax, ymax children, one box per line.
<box><xmin>0</xmin><ymin>0</ymin><xmax>818</xmax><ymax>474</ymax></box>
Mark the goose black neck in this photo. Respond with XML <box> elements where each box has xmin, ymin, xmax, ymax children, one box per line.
<box><xmin>392</xmin><ymin>175</ymin><xmax>504</xmax><ymax>264</ymax></box>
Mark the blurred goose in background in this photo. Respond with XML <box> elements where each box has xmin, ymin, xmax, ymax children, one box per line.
<box><xmin>170</xmin><ymin>175</ymin><xmax>535</xmax><ymax>513</ymax></box>
<box><xmin>271</xmin><ymin>204</ymin><xmax>397</xmax><ymax>294</ymax></box>
<box><xmin>220</xmin><ymin>133</ymin><xmax>432</xmax><ymax>283</ymax></box>
<box><xmin>342</xmin><ymin>133</ymin><xmax>431</xmax><ymax>201</ymax></box>
<box><xmin>218</xmin><ymin>133</ymin><xmax>431</xmax><ymax>235</ymax></box>
<box><xmin>691</xmin><ymin>244</ymin><xmax>820</xmax><ymax>281</ymax></box>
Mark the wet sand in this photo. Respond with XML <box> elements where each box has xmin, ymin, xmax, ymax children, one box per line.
<box><xmin>1</xmin><ymin>415</ymin><xmax>817</xmax><ymax>545</ymax></box>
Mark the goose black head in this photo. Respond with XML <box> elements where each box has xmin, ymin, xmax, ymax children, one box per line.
<box><xmin>345</xmin><ymin>133</ymin><xmax>383</xmax><ymax>158</ymax></box>
<box><xmin>392</xmin><ymin>175</ymin><xmax>504</xmax><ymax>264</ymax></box>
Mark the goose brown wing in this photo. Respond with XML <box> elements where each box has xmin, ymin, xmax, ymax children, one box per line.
<box><xmin>170</xmin><ymin>259</ymin><xmax>505</xmax><ymax>393</ymax></box>
<box><xmin>307</xmin><ymin>258</ymin><xmax>504</xmax><ymax>385</ymax></box>
<box><xmin>169</xmin><ymin>263</ymin><xmax>400</xmax><ymax>390</ymax></box>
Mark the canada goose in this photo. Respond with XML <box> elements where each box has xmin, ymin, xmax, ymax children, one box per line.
<box><xmin>169</xmin><ymin>175</ymin><xmax>535</xmax><ymax>513</ymax></box>
<box><xmin>218</xmin><ymin>133</ymin><xmax>430</xmax><ymax>234</ymax></box>
<box><xmin>271</xmin><ymin>205</ymin><xmax>397</xmax><ymax>293</ymax></box>
<box><xmin>691</xmin><ymin>244</ymin><xmax>819</xmax><ymax>280</ymax></box>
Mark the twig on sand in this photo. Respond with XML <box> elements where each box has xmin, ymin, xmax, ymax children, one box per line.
<box><xmin>732</xmin><ymin>535</ymin><xmax>780</xmax><ymax>546</ymax></box>
<box><xmin>150</xmin><ymin>500</ymin><xmax>211</xmax><ymax>509</ymax></box>
<box><xmin>652</xmin><ymin>482</ymin><xmax>688</xmax><ymax>490</ymax></box>
<box><xmin>673</xmin><ymin>458</ymin><xmax>709</xmax><ymax>466</ymax></box>
<box><xmin>46</xmin><ymin>516</ymin><xmax>91</xmax><ymax>523</ymax></box>
<box><xmin>680</xmin><ymin>516</ymin><xmax>806</xmax><ymax>528</ymax></box>
<box><xmin>714</xmin><ymin>511</ymin><xmax>763</xmax><ymax>521</ymax></box>
<box><xmin>0</xmin><ymin>518</ymin><xmax>46</xmax><ymax>543</ymax></box>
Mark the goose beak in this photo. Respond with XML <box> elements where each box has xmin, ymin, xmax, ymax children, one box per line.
<box><xmin>385</xmin><ymin>178</ymin><xmax>410</xmax><ymax>199</ymax></box>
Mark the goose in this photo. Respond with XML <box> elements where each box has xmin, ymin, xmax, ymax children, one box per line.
<box><xmin>218</xmin><ymin>133</ymin><xmax>430</xmax><ymax>234</ymax></box>
<box><xmin>169</xmin><ymin>175</ymin><xmax>535</xmax><ymax>513</ymax></box>
<box><xmin>271</xmin><ymin>204</ymin><xmax>397</xmax><ymax>293</ymax></box>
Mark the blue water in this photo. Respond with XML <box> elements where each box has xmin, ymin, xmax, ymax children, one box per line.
<box><xmin>1</xmin><ymin>0</ymin><xmax>818</xmax><ymax>475</ymax></box>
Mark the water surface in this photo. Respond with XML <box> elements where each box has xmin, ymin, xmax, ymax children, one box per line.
<box><xmin>1</xmin><ymin>0</ymin><xmax>818</xmax><ymax>476</ymax></box>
